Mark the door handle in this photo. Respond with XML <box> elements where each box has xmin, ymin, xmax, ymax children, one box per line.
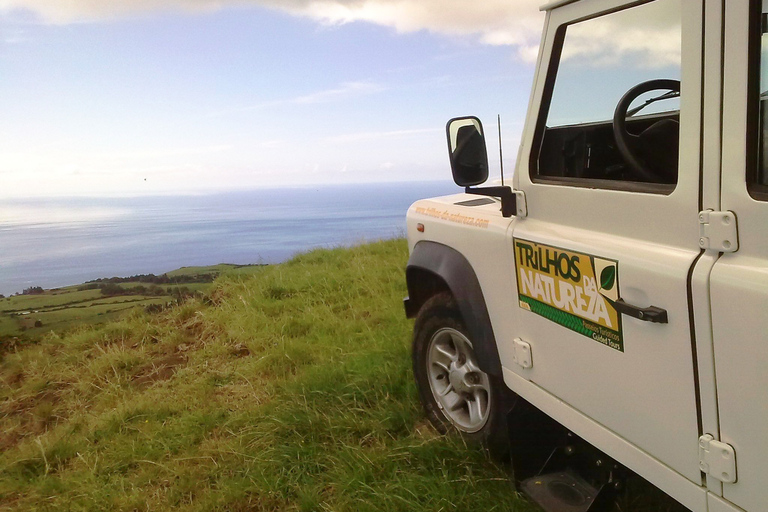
<box><xmin>611</xmin><ymin>299</ymin><xmax>668</xmax><ymax>324</ymax></box>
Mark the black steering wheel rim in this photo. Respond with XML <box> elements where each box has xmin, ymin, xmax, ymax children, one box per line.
<box><xmin>613</xmin><ymin>79</ymin><xmax>681</xmax><ymax>182</ymax></box>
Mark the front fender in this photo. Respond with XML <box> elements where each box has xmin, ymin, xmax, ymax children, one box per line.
<box><xmin>404</xmin><ymin>241</ymin><xmax>502</xmax><ymax>376</ymax></box>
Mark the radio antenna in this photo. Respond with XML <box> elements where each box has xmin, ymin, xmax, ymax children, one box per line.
<box><xmin>498</xmin><ymin>114</ymin><xmax>505</xmax><ymax>186</ymax></box>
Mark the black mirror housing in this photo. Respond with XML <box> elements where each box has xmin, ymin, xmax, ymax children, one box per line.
<box><xmin>446</xmin><ymin>116</ymin><xmax>489</xmax><ymax>187</ymax></box>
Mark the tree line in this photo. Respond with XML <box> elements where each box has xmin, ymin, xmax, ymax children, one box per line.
<box><xmin>77</xmin><ymin>283</ymin><xmax>199</xmax><ymax>298</ymax></box>
<box><xmin>84</xmin><ymin>273</ymin><xmax>217</xmax><ymax>285</ymax></box>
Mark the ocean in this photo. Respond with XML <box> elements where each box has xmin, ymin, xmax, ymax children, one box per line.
<box><xmin>0</xmin><ymin>181</ymin><xmax>459</xmax><ymax>296</ymax></box>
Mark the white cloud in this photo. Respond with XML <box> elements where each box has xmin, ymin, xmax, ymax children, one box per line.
<box><xmin>293</xmin><ymin>80</ymin><xmax>385</xmax><ymax>104</ymax></box>
<box><xmin>209</xmin><ymin>80</ymin><xmax>385</xmax><ymax>117</ymax></box>
<box><xmin>0</xmin><ymin>0</ymin><xmax>546</xmax><ymax>61</ymax></box>
<box><xmin>0</xmin><ymin>0</ymin><xmax>682</xmax><ymax>69</ymax></box>
<box><xmin>324</xmin><ymin>127</ymin><xmax>440</xmax><ymax>144</ymax></box>
<box><xmin>561</xmin><ymin>0</ymin><xmax>681</xmax><ymax>69</ymax></box>
<box><xmin>2</xmin><ymin>27</ymin><xmax>27</xmax><ymax>43</ymax></box>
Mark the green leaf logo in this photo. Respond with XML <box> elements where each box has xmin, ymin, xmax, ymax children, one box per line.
<box><xmin>600</xmin><ymin>266</ymin><xmax>616</xmax><ymax>291</ymax></box>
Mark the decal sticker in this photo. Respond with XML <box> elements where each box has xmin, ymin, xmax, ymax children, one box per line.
<box><xmin>514</xmin><ymin>238</ymin><xmax>624</xmax><ymax>352</ymax></box>
<box><xmin>413</xmin><ymin>206</ymin><xmax>490</xmax><ymax>229</ymax></box>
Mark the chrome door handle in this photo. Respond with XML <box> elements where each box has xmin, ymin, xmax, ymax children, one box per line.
<box><xmin>612</xmin><ymin>299</ymin><xmax>668</xmax><ymax>324</ymax></box>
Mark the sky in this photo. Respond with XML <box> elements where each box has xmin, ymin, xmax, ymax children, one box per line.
<box><xmin>0</xmin><ymin>0</ymin><xmax>546</xmax><ymax>198</ymax></box>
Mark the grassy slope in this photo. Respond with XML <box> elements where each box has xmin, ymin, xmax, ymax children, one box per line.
<box><xmin>0</xmin><ymin>266</ymin><xmax>258</xmax><ymax>340</ymax></box>
<box><xmin>2</xmin><ymin>289</ymin><xmax>104</xmax><ymax>311</ymax></box>
<box><xmin>165</xmin><ymin>264</ymin><xmax>263</xmax><ymax>277</ymax></box>
<box><xmin>0</xmin><ymin>240</ymin><xmax>534</xmax><ymax>512</ymax></box>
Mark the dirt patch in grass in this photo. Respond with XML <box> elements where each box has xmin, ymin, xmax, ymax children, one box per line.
<box><xmin>2</xmin><ymin>386</ymin><xmax>62</xmax><ymax>417</ymax></box>
<box><xmin>0</xmin><ymin>337</ymin><xmax>36</xmax><ymax>358</ymax></box>
<box><xmin>0</xmin><ymin>384</ymin><xmax>67</xmax><ymax>451</ymax></box>
<box><xmin>0</xmin><ymin>430</ymin><xmax>23</xmax><ymax>452</ymax></box>
<box><xmin>1</xmin><ymin>366</ymin><xmax>25</xmax><ymax>388</ymax></box>
<box><xmin>132</xmin><ymin>353</ymin><xmax>188</xmax><ymax>388</ymax></box>
<box><xmin>230</xmin><ymin>343</ymin><xmax>250</xmax><ymax>358</ymax></box>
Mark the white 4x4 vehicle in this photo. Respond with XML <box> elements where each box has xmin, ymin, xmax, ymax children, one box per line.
<box><xmin>404</xmin><ymin>1</ymin><xmax>768</xmax><ymax>511</ymax></box>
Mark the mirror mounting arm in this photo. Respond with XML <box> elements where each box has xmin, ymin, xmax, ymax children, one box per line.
<box><xmin>465</xmin><ymin>186</ymin><xmax>517</xmax><ymax>218</ymax></box>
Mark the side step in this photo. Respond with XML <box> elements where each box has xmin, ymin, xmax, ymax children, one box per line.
<box><xmin>507</xmin><ymin>398</ymin><xmax>622</xmax><ymax>512</ymax></box>
<box><xmin>521</xmin><ymin>469</ymin><xmax>613</xmax><ymax>512</ymax></box>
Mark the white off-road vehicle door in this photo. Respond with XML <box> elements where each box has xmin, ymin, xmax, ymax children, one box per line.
<box><xmin>704</xmin><ymin>3</ymin><xmax>768</xmax><ymax>511</ymax></box>
<box><xmin>506</xmin><ymin>0</ymin><xmax>706</xmax><ymax>489</ymax></box>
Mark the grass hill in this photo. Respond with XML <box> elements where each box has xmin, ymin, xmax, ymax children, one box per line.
<box><xmin>0</xmin><ymin>264</ymin><xmax>264</xmax><ymax>343</ymax></box>
<box><xmin>0</xmin><ymin>240</ymin><xmax>533</xmax><ymax>511</ymax></box>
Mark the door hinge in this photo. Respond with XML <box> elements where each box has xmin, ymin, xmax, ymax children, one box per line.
<box><xmin>512</xmin><ymin>338</ymin><xmax>532</xmax><ymax>369</ymax></box>
<box><xmin>698</xmin><ymin>210</ymin><xmax>738</xmax><ymax>252</ymax></box>
<box><xmin>699</xmin><ymin>434</ymin><xmax>737</xmax><ymax>484</ymax></box>
<box><xmin>514</xmin><ymin>191</ymin><xmax>527</xmax><ymax>218</ymax></box>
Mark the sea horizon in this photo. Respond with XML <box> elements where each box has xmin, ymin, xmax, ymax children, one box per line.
<box><xmin>0</xmin><ymin>180</ymin><xmax>460</xmax><ymax>296</ymax></box>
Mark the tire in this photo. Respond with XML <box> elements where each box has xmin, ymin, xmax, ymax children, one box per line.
<box><xmin>412</xmin><ymin>293</ymin><xmax>513</xmax><ymax>459</ymax></box>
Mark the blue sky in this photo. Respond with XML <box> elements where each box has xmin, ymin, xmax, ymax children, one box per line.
<box><xmin>0</xmin><ymin>0</ymin><xmax>545</xmax><ymax>198</ymax></box>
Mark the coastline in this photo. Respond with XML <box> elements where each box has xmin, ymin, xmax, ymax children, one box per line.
<box><xmin>0</xmin><ymin>181</ymin><xmax>458</xmax><ymax>297</ymax></box>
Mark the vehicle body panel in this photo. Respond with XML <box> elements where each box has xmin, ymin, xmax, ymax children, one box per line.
<box><xmin>405</xmin><ymin>0</ymin><xmax>766</xmax><ymax>510</ymax></box>
<box><xmin>709</xmin><ymin>3</ymin><xmax>768</xmax><ymax>510</ymax></box>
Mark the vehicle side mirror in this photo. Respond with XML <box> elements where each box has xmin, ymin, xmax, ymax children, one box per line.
<box><xmin>446</xmin><ymin>116</ymin><xmax>489</xmax><ymax>187</ymax></box>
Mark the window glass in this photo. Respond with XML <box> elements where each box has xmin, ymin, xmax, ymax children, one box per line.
<box><xmin>535</xmin><ymin>0</ymin><xmax>682</xmax><ymax>186</ymax></box>
<box><xmin>755</xmin><ymin>1</ymin><xmax>768</xmax><ymax>191</ymax></box>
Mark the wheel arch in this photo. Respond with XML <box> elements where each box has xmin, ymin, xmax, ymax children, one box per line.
<box><xmin>404</xmin><ymin>240</ymin><xmax>502</xmax><ymax>377</ymax></box>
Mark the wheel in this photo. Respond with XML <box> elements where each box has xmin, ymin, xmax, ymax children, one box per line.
<box><xmin>412</xmin><ymin>293</ymin><xmax>513</xmax><ymax>459</ymax></box>
<box><xmin>612</xmin><ymin>78</ymin><xmax>681</xmax><ymax>182</ymax></box>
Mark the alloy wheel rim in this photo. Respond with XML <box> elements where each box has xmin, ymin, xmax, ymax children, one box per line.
<box><xmin>426</xmin><ymin>327</ymin><xmax>491</xmax><ymax>433</ymax></box>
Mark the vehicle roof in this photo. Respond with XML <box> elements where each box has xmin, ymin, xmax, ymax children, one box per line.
<box><xmin>540</xmin><ymin>0</ymin><xmax>580</xmax><ymax>11</ymax></box>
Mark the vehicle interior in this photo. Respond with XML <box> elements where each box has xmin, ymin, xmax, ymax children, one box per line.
<box><xmin>537</xmin><ymin>80</ymin><xmax>680</xmax><ymax>185</ymax></box>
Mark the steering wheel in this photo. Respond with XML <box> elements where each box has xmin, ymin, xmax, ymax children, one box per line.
<box><xmin>613</xmin><ymin>79</ymin><xmax>681</xmax><ymax>182</ymax></box>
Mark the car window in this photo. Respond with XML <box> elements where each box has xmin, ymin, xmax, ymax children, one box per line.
<box><xmin>533</xmin><ymin>0</ymin><xmax>682</xmax><ymax>188</ymax></box>
<box><xmin>752</xmin><ymin>0</ymin><xmax>768</xmax><ymax>198</ymax></box>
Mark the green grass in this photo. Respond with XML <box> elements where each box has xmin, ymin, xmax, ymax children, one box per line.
<box><xmin>0</xmin><ymin>316</ymin><xmax>17</xmax><ymax>338</ymax></box>
<box><xmin>9</xmin><ymin>298</ymin><xmax>168</xmax><ymax>339</ymax></box>
<box><xmin>0</xmin><ymin>265</ymin><xmax>256</xmax><ymax>342</ymax></box>
<box><xmin>1</xmin><ymin>289</ymin><xmax>104</xmax><ymax>312</ymax></box>
<box><xmin>0</xmin><ymin>240</ymin><xmax>534</xmax><ymax>512</ymax></box>
<box><xmin>165</xmin><ymin>263</ymin><xmax>264</xmax><ymax>277</ymax></box>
